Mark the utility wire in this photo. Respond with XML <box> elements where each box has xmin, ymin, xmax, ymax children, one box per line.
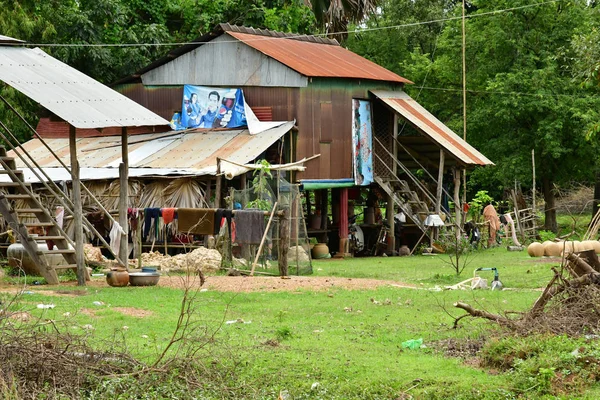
<box><xmin>413</xmin><ymin>85</ymin><xmax>600</xmax><ymax>99</ymax></box>
<box><xmin>7</xmin><ymin>0</ymin><xmax>567</xmax><ymax>48</ymax></box>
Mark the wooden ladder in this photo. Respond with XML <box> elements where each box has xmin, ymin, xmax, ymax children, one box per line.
<box><xmin>0</xmin><ymin>147</ymin><xmax>88</xmax><ymax>284</ymax></box>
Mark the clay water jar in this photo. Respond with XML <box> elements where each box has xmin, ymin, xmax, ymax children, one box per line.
<box><xmin>311</xmin><ymin>243</ymin><xmax>329</xmax><ymax>259</ymax></box>
<box><xmin>106</xmin><ymin>267</ymin><xmax>129</xmax><ymax>287</ymax></box>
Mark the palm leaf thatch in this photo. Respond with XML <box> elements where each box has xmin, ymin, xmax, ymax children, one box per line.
<box><xmin>139</xmin><ymin>178</ymin><xmax>207</xmax><ymax>236</ymax></box>
<box><xmin>98</xmin><ymin>180</ymin><xmax>143</xmax><ymax>211</ymax></box>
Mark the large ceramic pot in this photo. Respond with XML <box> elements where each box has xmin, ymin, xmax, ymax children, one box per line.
<box><xmin>8</xmin><ymin>242</ymin><xmax>66</xmax><ymax>276</ymax></box>
<box><xmin>106</xmin><ymin>268</ymin><xmax>129</xmax><ymax>287</ymax></box>
<box><xmin>311</xmin><ymin>243</ymin><xmax>329</xmax><ymax>259</ymax></box>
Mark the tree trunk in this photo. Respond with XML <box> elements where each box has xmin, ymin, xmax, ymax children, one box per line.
<box><xmin>593</xmin><ymin>171</ymin><xmax>600</xmax><ymax>225</ymax></box>
<box><xmin>542</xmin><ymin>177</ymin><xmax>557</xmax><ymax>232</ymax></box>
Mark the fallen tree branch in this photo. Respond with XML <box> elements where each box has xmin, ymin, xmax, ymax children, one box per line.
<box><xmin>453</xmin><ymin>302</ymin><xmax>514</xmax><ymax>328</ymax></box>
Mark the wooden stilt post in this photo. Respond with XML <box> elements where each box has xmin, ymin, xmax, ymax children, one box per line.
<box><xmin>453</xmin><ymin>167</ymin><xmax>462</xmax><ymax>238</ymax></box>
<box><xmin>387</xmin><ymin>194</ymin><xmax>394</xmax><ymax>253</ymax></box>
<box><xmin>119</xmin><ymin>126</ymin><xmax>129</xmax><ymax>267</ymax></box>
<box><xmin>69</xmin><ymin>125</ymin><xmax>86</xmax><ymax>286</ymax></box>
<box><xmin>215</xmin><ymin>158</ymin><xmax>222</xmax><ymax>208</ymax></box>
<box><xmin>278</xmin><ymin>208</ymin><xmax>290</xmax><ymax>277</ymax></box>
<box><xmin>434</xmin><ymin>149</ymin><xmax>445</xmax><ymax>242</ymax></box>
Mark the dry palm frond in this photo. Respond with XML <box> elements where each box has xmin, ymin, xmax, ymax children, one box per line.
<box><xmin>100</xmin><ymin>179</ymin><xmax>143</xmax><ymax>210</ymax></box>
<box><xmin>163</xmin><ymin>178</ymin><xmax>206</xmax><ymax>208</ymax></box>
<box><xmin>139</xmin><ymin>181</ymin><xmax>168</xmax><ymax>209</ymax></box>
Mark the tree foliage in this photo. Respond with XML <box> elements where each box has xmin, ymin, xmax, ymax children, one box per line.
<box><xmin>0</xmin><ymin>0</ymin><xmax>316</xmax><ymax>142</ymax></box>
<box><xmin>349</xmin><ymin>0</ymin><xmax>600</xmax><ymax>231</ymax></box>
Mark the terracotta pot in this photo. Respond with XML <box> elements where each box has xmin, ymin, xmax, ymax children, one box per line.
<box><xmin>106</xmin><ymin>268</ymin><xmax>129</xmax><ymax>287</ymax></box>
<box><xmin>311</xmin><ymin>243</ymin><xmax>329</xmax><ymax>259</ymax></box>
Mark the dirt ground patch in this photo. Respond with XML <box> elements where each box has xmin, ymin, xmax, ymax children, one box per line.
<box><xmin>111</xmin><ymin>307</ymin><xmax>153</xmax><ymax>317</ymax></box>
<box><xmin>140</xmin><ymin>275</ymin><xmax>415</xmax><ymax>292</ymax></box>
<box><xmin>78</xmin><ymin>307</ymin><xmax>152</xmax><ymax>318</ymax></box>
<box><xmin>0</xmin><ymin>275</ymin><xmax>416</xmax><ymax>293</ymax></box>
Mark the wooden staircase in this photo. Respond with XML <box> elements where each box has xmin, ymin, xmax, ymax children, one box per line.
<box><xmin>374</xmin><ymin>176</ymin><xmax>429</xmax><ymax>234</ymax></box>
<box><xmin>0</xmin><ymin>147</ymin><xmax>88</xmax><ymax>284</ymax></box>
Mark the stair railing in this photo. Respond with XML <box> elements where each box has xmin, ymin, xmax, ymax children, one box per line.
<box><xmin>0</xmin><ymin>97</ymin><xmax>125</xmax><ymax>266</ymax></box>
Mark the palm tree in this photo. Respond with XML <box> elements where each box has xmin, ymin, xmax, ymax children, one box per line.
<box><xmin>303</xmin><ymin>0</ymin><xmax>378</xmax><ymax>40</ymax></box>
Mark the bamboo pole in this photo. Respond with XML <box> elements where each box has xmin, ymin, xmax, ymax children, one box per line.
<box><xmin>250</xmin><ymin>202</ymin><xmax>278</xmax><ymax>276</ymax></box>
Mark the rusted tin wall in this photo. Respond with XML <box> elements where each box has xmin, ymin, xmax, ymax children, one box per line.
<box><xmin>115</xmin><ymin>84</ymin><xmax>183</xmax><ymax>121</ymax></box>
<box><xmin>114</xmin><ymin>79</ymin><xmax>402</xmax><ymax>181</ymax></box>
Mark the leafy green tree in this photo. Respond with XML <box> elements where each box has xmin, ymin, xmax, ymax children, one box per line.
<box><xmin>396</xmin><ymin>0</ymin><xmax>600</xmax><ymax>232</ymax></box>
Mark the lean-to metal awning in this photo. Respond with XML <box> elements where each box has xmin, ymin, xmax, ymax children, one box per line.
<box><xmin>371</xmin><ymin>90</ymin><xmax>493</xmax><ymax>167</ymax></box>
<box><xmin>6</xmin><ymin>122</ymin><xmax>294</xmax><ymax>183</ymax></box>
<box><xmin>0</xmin><ymin>46</ymin><xmax>168</xmax><ymax>129</ymax></box>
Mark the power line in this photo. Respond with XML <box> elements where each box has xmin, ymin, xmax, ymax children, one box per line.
<box><xmin>6</xmin><ymin>0</ymin><xmax>568</xmax><ymax>48</ymax></box>
<box><xmin>415</xmin><ymin>85</ymin><xmax>600</xmax><ymax>99</ymax></box>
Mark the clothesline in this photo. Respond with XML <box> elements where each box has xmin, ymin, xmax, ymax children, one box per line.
<box><xmin>106</xmin><ymin>207</ymin><xmax>280</xmax><ymax>216</ymax></box>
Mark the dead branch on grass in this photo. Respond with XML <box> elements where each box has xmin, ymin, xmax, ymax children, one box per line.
<box><xmin>453</xmin><ymin>249</ymin><xmax>600</xmax><ymax>336</ymax></box>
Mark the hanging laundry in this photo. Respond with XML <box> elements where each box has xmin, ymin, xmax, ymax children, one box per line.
<box><xmin>217</xmin><ymin>209</ymin><xmax>235</xmax><ymax>242</ymax></box>
<box><xmin>162</xmin><ymin>208</ymin><xmax>176</xmax><ymax>225</ymax></box>
<box><xmin>109</xmin><ymin>221</ymin><xmax>125</xmax><ymax>256</ymax></box>
<box><xmin>143</xmin><ymin>208</ymin><xmax>161</xmax><ymax>241</ymax></box>
<box><xmin>235</xmin><ymin>209</ymin><xmax>265</xmax><ymax>244</ymax></box>
<box><xmin>45</xmin><ymin>206</ymin><xmax>65</xmax><ymax>251</ymax></box>
<box><xmin>177</xmin><ymin>208</ymin><xmax>215</xmax><ymax>235</ymax></box>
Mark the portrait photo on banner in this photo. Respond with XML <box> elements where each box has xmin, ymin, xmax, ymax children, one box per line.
<box><xmin>177</xmin><ymin>85</ymin><xmax>247</xmax><ymax>130</ymax></box>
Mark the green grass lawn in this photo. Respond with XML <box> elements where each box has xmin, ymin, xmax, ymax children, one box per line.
<box><xmin>2</xmin><ymin>246</ymin><xmax>600</xmax><ymax>399</ymax></box>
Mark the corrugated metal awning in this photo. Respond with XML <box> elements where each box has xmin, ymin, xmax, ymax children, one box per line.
<box><xmin>7</xmin><ymin>122</ymin><xmax>294</xmax><ymax>182</ymax></box>
<box><xmin>371</xmin><ymin>90</ymin><xmax>493</xmax><ymax>166</ymax></box>
<box><xmin>0</xmin><ymin>47</ymin><xmax>169</xmax><ymax>129</ymax></box>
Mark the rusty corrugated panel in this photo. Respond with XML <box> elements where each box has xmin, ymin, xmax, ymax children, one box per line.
<box><xmin>252</xmin><ymin>106</ymin><xmax>273</xmax><ymax>121</ymax></box>
<box><xmin>226</xmin><ymin>31</ymin><xmax>412</xmax><ymax>84</ymax></box>
<box><xmin>36</xmin><ymin>118</ymin><xmax>169</xmax><ymax>138</ymax></box>
<box><xmin>371</xmin><ymin>90</ymin><xmax>494</xmax><ymax>166</ymax></box>
<box><xmin>115</xmin><ymin>84</ymin><xmax>183</xmax><ymax>121</ymax></box>
<box><xmin>10</xmin><ymin>123</ymin><xmax>294</xmax><ymax>178</ymax></box>
<box><xmin>0</xmin><ymin>47</ymin><xmax>168</xmax><ymax>129</ymax></box>
<box><xmin>320</xmin><ymin>103</ymin><xmax>333</xmax><ymax>142</ymax></box>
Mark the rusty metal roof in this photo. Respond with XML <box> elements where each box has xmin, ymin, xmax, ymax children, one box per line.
<box><xmin>0</xmin><ymin>46</ymin><xmax>169</xmax><ymax>129</ymax></box>
<box><xmin>225</xmin><ymin>31</ymin><xmax>411</xmax><ymax>83</ymax></box>
<box><xmin>113</xmin><ymin>24</ymin><xmax>412</xmax><ymax>85</ymax></box>
<box><xmin>371</xmin><ymin>90</ymin><xmax>493</xmax><ymax>166</ymax></box>
<box><xmin>7</xmin><ymin>122</ymin><xmax>294</xmax><ymax>182</ymax></box>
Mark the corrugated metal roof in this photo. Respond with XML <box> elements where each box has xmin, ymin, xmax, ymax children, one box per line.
<box><xmin>0</xmin><ymin>47</ymin><xmax>169</xmax><ymax>129</ymax></box>
<box><xmin>7</xmin><ymin>122</ymin><xmax>294</xmax><ymax>182</ymax></box>
<box><xmin>226</xmin><ymin>31</ymin><xmax>412</xmax><ymax>83</ymax></box>
<box><xmin>113</xmin><ymin>24</ymin><xmax>412</xmax><ymax>85</ymax></box>
<box><xmin>0</xmin><ymin>35</ymin><xmax>24</xmax><ymax>44</ymax></box>
<box><xmin>371</xmin><ymin>90</ymin><xmax>493</xmax><ymax>166</ymax></box>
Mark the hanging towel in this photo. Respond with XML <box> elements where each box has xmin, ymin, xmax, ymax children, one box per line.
<box><xmin>177</xmin><ymin>208</ymin><xmax>215</xmax><ymax>235</ymax></box>
<box><xmin>235</xmin><ymin>209</ymin><xmax>265</xmax><ymax>244</ymax></box>
<box><xmin>162</xmin><ymin>208</ymin><xmax>176</xmax><ymax>225</ymax></box>
<box><xmin>143</xmin><ymin>208</ymin><xmax>161</xmax><ymax>240</ymax></box>
<box><xmin>109</xmin><ymin>221</ymin><xmax>125</xmax><ymax>256</ymax></box>
<box><xmin>46</xmin><ymin>206</ymin><xmax>65</xmax><ymax>251</ymax></box>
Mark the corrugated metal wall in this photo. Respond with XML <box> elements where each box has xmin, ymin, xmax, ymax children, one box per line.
<box><xmin>114</xmin><ymin>79</ymin><xmax>402</xmax><ymax>181</ymax></box>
